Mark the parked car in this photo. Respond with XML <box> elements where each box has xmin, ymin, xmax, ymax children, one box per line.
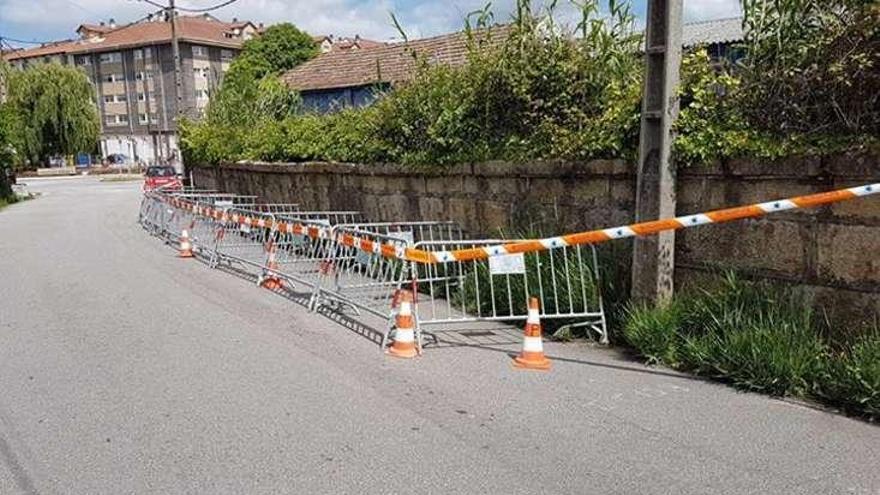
<box><xmin>143</xmin><ymin>166</ymin><xmax>182</xmax><ymax>191</ymax></box>
<box><xmin>106</xmin><ymin>154</ymin><xmax>131</xmax><ymax>166</ymax></box>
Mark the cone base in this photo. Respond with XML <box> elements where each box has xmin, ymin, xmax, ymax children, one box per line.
<box><xmin>513</xmin><ymin>355</ymin><xmax>551</xmax><ymax>370</ymax></box>
<box><xmin>386</xmin><ymin>345</ymin><xmax>418</xmax><ymax>359</ymax></box>
<box><xmin>178</xmin><ymin>251</ymin><xmax>194</xmax><ymax>258</ymax></box>
<box><xmin>261</xmin><ymin>278</ymin><xmax>283</xmax><ymax>290</ymax></box>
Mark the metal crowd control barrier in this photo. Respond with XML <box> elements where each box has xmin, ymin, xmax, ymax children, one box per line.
<box><xmin>314</xmin><ymin>223</ymin><xmax>607</xmax><ymax>350</ymax></box>
<box><xmin>409</xmin><ymin>239</ymin><xmax>607</xmax><ymax>345</ymax></box>
<box><xmin>310</xmin><ymin>222</ymin><xmax>465</xmax><ymax>321</ymax></box>
<box><xmin>268</xmin><ymin>211</ymin><xmax>365</xmax><ymax>293</ymax></box>
<box><xmin>140</xmin><ymin>183</ymin><xmax>878</xmax><ymax>357</ymax></box>
<box><xmin>209</xmin><ymin>209</ymin><xmax>364</xmax><ymax>291</ymax></box>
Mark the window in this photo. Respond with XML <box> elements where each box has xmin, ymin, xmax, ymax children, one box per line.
<box><xmin>102</xmin><ymin>73</ymin><xmax>122</xmax><ymax>83</ymax></box>
<box><xmin>194</xmin><ymin>67</ymin><xmax>210</xmax><ymax>78</ymax></box>
<box><xmin>220</xmin><ymin>49</ymin><xmax>234</xmax><ymax>60</ymax></box>
<box><xmin>137</xmin><ymin>92</ymin><xmax>146</xmax><ymax>102</ymax></box>
<box><xmin>76</xmin><ymin>55</ymin><xmax>91</xmax><ymax>66</ymax></box>
<box><xmin>194</xmin><ymin>89</ymin><xmax>209</xmax><ymax>100</ymax></box>
<box><xmin>192</xmin><ymin>45</ymin><xmax>208</xmax><ymax>57</ymax></box>
<box><xmin>116</xmin><ymin>94</ymin><xmax>127</xmax><ymax>103</ymax></box>
<box><xmin>133</xmin><ymin>49</ymin><xmax>144</xmax><ymax>60</ymax></box>
<box><xmin>103</xmin><ymin>95</ymin><xmax>114</xmax><ymax>104</ymax></box>
<box><xmin>138</xmin><ymin>113</ymin><xmax>149</xmax><ymax>124</ymax></box>
<box><xmin>99</xmin><ymin>52</ymin><xmax>121</xmax><ymax>63</ymax></box>
<box><xmin>135</xmin><ymin>71</ymin><xmax>154</xmax><ymax>81</ymax></box>
<box><xmin>105</xmin><ymin>114</ymin><xmax>128</xmax><ymax>126</ymax></box>
<box><xmin>150</xmin><ymin>113</ymin><xmax>159</xmax><ymax>124</ymax></box>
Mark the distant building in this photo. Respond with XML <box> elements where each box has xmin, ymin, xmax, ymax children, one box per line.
<box><xmin>2</xmin><ymin>13</ymin><xmax>257</xmax><ymax>164</ymax></box>
<box><xmin>284</xmin><ymin>18</ymin><xmax>745</xmax><ymax>114</ymax></box>
<box><xmin>283</xmin><ymin>27</ymin><xmax>509</xmax><ymax>113</ymax></box>
<box><xmin>314</xmin><ymin>35</ymin><xmax>385</xmax><ymax>54</ymax></box>
<box><xmin>681</xmin><ymin>17</ymin><xmax>744</xmax><ymax>60</ymax></box>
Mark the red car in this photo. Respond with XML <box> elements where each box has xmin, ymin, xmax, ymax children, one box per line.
<box><xmin>143</xmin><ymin>166</ymin><xmax>182</xmax><ymax>191</ymax></box>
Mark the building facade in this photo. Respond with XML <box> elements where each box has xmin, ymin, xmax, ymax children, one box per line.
<box><xmin>3</xmin><ymin>14</ymin><xmax>256</xmax><ymax>165</ymax></box>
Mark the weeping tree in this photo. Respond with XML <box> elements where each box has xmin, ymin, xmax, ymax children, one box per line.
<box><xmin>5</xmin><ymin>63</ymin><xmax>100</xmax><ymax>165</ymax></box>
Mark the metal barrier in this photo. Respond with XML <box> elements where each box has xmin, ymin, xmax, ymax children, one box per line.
<box><xmin>311</xmin><ymin>222</ymin><xmax>464</xmax><ymax>321</ymax></box>
<box><xmin>408</xmin><ymin>239</ymin><xmax>607</xmax><ymax>346</ymax></box>
<box><xmin>314</xmin><ymin>223</ymin><xmax>607</xmax><ymax>351</ymax></box>
<box><xmin>139</xmin><ymin>183</ymin><xmax>880</xmax><ymax>359</ymax></box>
<box><xmin>267</xmin><ymin>211</ymin><xmax>365</xmax><ymax>293</ymax></box>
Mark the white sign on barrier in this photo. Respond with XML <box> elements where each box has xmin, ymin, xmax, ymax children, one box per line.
<box><xmin>390</xmin><ymin>230</ymin><xmax>415</xmax><ymax>246</ymax></box>
<box><xmin>489</xmin><ymin>253</ymin><xmax>526</xmax><ymax>275</ymax></box>
<box><xmin>355</xmin><ymin>249</ymin><xmax>373</xmax><ymax>266</ymax></box>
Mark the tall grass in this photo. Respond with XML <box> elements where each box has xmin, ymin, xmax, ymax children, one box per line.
<box><xmin>623</xmin><ymin>273</ymin><xmax>880</xmax><ymax>419</ymax></box>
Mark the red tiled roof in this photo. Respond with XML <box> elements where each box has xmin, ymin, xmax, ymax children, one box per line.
<box><xmin>283</xmin><ymin>26</ymin><xmax>511</xmax><ymax>91</ymax></box>
<box><xmin>2</xmin><ymin>40</ymin><xmax>78</xmax><ymax>61</ymax></box>
<box><xmin>4</xmin><ymin>16</ymin><xmax>250</xmax><ymax>61</ymax></box>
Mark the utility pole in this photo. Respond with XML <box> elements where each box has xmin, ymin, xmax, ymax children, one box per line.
<box><xmin>168</xmin><ymin>0</ymin><xmax>185</xmax><ymax>174</ymax></box>
<box><xmin>631</xmin><ymin>0</ymin><xmax>683</xmax><ymax>304</ymax></box>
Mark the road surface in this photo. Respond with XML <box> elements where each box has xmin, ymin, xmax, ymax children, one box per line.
<box><xmin>1</xmin><ymin>177</ymin><xmax>878</xmax><ymax>494</ymax></box>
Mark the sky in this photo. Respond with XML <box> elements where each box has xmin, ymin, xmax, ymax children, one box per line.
<box><xmin>0</xmin><ymin>0</ymin><xmax>742</xmax><ymax>48</ymax></box>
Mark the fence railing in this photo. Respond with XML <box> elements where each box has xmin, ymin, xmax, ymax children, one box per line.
<box><xmin>139</xmin><ymin>182</ymin><xmax>879</xmax><ymax>356</ymax></box>
<box><xmin>138</xmin><ymin>188</ymin><xmax>610</xmax><ymax>353</ymax></box>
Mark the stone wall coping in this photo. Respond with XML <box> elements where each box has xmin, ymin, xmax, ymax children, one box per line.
<box><xmin>216</xmin><ymin>151</ymin><xmax>879</xmax><ymax>180</ymax></box>
<box><xmin>218</xmin><ymin>159</ymin><xmax>636</xmax><ymax>178</ymax></box>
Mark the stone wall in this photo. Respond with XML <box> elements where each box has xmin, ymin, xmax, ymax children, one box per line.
<box><xmin>192</xmin><ymin>151</ymin><xmax>880</xmax><ymax>323</ymax></box>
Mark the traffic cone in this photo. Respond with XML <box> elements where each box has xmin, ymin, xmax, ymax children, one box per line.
<box><xmin>387</xmin><ymin>290</ymin><xmax>418</xmax><ymax>359</ymax></box>
<box><xmin>513</xmin><ymin>297</ymin><xmax>551</xmax><ymax>370</ymax></box>
<box><xmin>178</xmin><ymin>229</ymin><xmax>194</xmax><ymax>258</ymax></box>
<box><xmin>261</xmin><ymin>242</ymin><xmax>283</xmax><ymax>290</ymax></box>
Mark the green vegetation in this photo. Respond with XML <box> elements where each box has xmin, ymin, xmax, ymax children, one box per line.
<box><xmin>181</xmin><ymin>23</ymin><xmax>315</xmax><ymax>165</ymax></box>
<box><xmin>623</xmin><ymin>274</ymin><xmax>880</xmax><ymax>419</ymax></box>
<box><xmin>183</xmin><ymin>0</ymin><xmax>878</xmax><ymax>168</ymax></box>
<box><xmin>2</xmin><ymin>62</ymin><xmax>99</xmax><ymax>166</ymax></box>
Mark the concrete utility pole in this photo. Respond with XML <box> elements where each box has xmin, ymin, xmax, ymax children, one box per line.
<box><xmin>631</xmin><ymin>0</ymin><xmax>683</xmax><ymax>304</ymax></box>
<box><xmin>168</xmin><ymin>0</ymin><xmax>185</xmax><ymax>173</ymax></box>
<box><xmin>169</xmin><ymin>0</ymin><xmax>183</xmax><ymax>120</ymax></box>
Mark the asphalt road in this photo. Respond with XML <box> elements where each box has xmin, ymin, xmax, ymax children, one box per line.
<box><xmin>1</xmin><ymin>177</ymin><xmax>878</xmax><ymax>494</ymax></box>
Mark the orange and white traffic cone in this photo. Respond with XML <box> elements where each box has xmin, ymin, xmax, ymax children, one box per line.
<box><xmin>260</xmin><ymin>242</ymin><xmax>284</xmax><ymax>290</ymax></box>
<box><xmin>178</xmin><ymin>229</ymin><xmax>194</xmax><ymax>258</ymax></box>
<box><xmin>387</xmin><ymin>290</ymin><xmax>418</xmax><ymax>359</ymax></box>
<box><xmin>513</xmin><ymin>297</ymin><xmax>551</xmax><ymax>370</ymax></box>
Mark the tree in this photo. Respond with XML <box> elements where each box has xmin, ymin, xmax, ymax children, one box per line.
<box><xmin>5</xmin><ymin>63</ymin><xmax>100</xmax><ymax>164</ymax></box>
<box><xmin>182</xmin><ymin>23</ymin><xmax>316</xmax><ymax>164</ymax></box>
<box><xmin>225</xmin><ymin>23</ymin><xmax>318</xmax><ymax>85</ymax></box>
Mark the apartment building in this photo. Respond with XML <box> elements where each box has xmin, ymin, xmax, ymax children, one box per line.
<box><xmin>3</xmin><ymin>14</ymin><xmax>257</xmax><ymax>164</ymax></box>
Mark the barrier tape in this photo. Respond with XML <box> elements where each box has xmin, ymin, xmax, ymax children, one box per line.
<box><xmin>154</xmin><ymin>183</ymin><xmax>878</xmax><ymax>264</ymax></box>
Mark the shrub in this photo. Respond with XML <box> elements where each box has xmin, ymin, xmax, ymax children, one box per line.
<box><xmin>623</xmin><ymin>301</ymin><xmax>685</xmax><ymax>365</ymax></box>
<box><xmin>740</xmin><ymin>0</ymin><xmax>880</xmax><ymax>136</ymax></box>
<box><xmin>817</xmin><ymin>331</ymin><xmax>880</xmax><ymax>417</ymax></box>
<box><xmin>623</xmin><ymin>274</ymin><xmax>880</xmax><ymax>418</ymax></box>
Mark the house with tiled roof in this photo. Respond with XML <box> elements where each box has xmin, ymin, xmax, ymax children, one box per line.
<box><xmin>285</xmin><ymin>18</ymin><xmax>745</xmax><ymax>114</ymax></box>
<box><xmin>2</xmin><ymin>13</ymin><xmax>257</xmax><ymax>165</ymax></box>
<box><xmin>283</xmin><ymin>26</ymin><xmax>510</xmax><ymax>112</ymax></box>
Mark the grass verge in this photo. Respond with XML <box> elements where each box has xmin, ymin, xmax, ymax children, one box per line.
<box><xmin>622</xmin><ymin>273</ymin><xmax>879</xmax><ymax>420</ymax></box>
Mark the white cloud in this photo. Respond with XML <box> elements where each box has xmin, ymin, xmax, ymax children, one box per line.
<box><xmin>683</xmin><ymin>0</ymin><xmax>741</xmax><ymax>22</ymax></box>
<box><xmin>1</xmin><ymin>0</ymin><xmax>742</xmax><ymax>45</ymax></box>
